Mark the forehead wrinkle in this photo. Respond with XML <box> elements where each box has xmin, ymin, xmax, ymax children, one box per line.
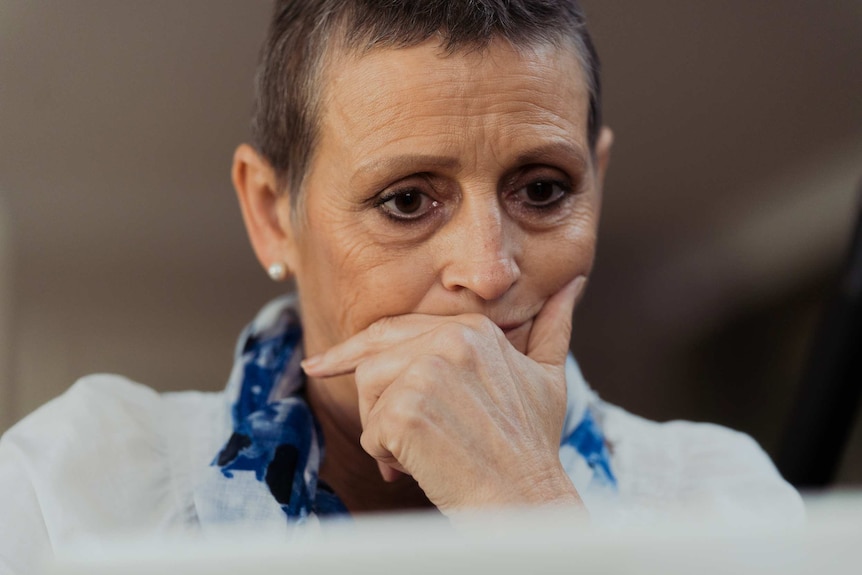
<box><xmin>322</xmin><ymin>77</ymin><xmax>469</xmax><ymax>177</ymax></box>
<box><xmin>316</xmin><ymin>37</ymin><xmax>592</xmax><ymax>186</ymax></box>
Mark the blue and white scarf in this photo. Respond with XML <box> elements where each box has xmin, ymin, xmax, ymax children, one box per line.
<box><xmin>210</xmin><ymin>295</ymin><xmax>616</xmax><ymax>525</ymax></box>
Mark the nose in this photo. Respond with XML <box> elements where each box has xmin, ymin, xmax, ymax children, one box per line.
<box><xmin>439</xmin><ymin>200</ymin><xmax>521</xmax><ymax>301</ymax></box>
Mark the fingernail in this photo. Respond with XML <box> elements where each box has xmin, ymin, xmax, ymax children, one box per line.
<box><xmin>301</xmin><ymin>356</ymin><xmax>321</xmax><ymax>372</ymax></box>
<box><xmin>568</xmin><ymin>276</ymin><xmax>588</xmax><ymax>306</ymax></box>
<box><xmin>573</xmin><ymin>275</ymin><xmax>587</xmax><ymax>293</ymax></box>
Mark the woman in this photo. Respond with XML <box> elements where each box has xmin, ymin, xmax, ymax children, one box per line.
<box><xmin>0</xmin><ymin>0</ymin><xmax>802</xmax><ymax>571</ymax></box>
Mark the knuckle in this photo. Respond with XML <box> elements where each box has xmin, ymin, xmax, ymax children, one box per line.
<box><xmin>386</xmin><ymin>389</ymin><xmax>427</xmax><ymax>435</ymax></box>
<box><xmin>359</xmin><ymin>428</ymin><xmax>383</xmax><ymax>457</ymax></box>
<box><xmin>364</xmin><ymin>388</ymin><xmax>427</xmax><ymax>459</ymax></box>
<box><xmin>439</xmin><ymin>321</ymin><xmax>470</xmax><ymax>342</ymax></box>
<box><xmin>401</xmin><ymin>357</ymin><xmax>436</xmax><ymax>382</ymax></box>
<box><xmin>436</xmin><ymin>322</ymin><xmax>478</xmax><ymax>359</ymax></box>
<box><xmin>468</xmin><ymin>313</ymin><xmax>499</xmax><ymax>338</ymax></box>
<box><xmin>353</xmin><ymin>359</ymin><xmax>372</xmax><ymax>385</ymax></box>
<box><xmin>365</xmin><ymin>317</ymin><xmax>392</xmax><ymax>343</ymax></box>
<box><xmin>455</xmin><ymin>313</ymin><xmax>494</xmax><ymax>339</ymax></box>
<box><xmin>418</xmin><ymin>353</ymin><xmax>449</xmax><ymax>374</ymax></box>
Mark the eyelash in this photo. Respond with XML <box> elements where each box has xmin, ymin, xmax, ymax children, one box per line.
<box><xmin>511</xmin><ymin>178</ymin><xmax>574</xmax><ymax>212</ymax></box>
<box><xmin>372</xmin><ymin>175</ymin><xmax>576</xmax><ymax>224</ymax></box>
<box><xmin>373</xmin><ymin>188</ymin><xmax>440</xmax><ymax>223</ymax></box>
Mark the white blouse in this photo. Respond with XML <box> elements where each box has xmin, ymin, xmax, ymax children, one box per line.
<box><xmin>0</xmin><ymin>357</ymin><xmax>804</xmax><ymax>575</ymax></box>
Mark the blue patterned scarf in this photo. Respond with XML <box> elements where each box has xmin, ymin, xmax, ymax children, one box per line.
<box><xmin>213</xmin><ymin>296</ymin><xmax>615</xmax><ymax>524</ymax></box>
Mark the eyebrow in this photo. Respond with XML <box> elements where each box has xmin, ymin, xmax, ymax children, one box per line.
<box><xmin>512</xmin><ymin>141</ymin><xmax>589</xmax><ymax>174</ymax></box>
<box><xmin>350</xmin><ymin>141</ymin><xmax>589</xmax><ymax>186</ymax></box>
<box><xmin>351</xmin><ymin>154</ymin><xmax>462</xmax><ymax>187</ymax></box>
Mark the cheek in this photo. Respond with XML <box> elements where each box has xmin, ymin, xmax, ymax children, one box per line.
<box><xmin>337</xmin><ymin>258</ymin><xmax>435</xmax><ymax>333</ymax></box>
<box><xmin>562</xmin><ymin>211</ymin><xmax>598</xmax><ymax>270</ymax></box>
<box><xmin>527</xmin><ymin>206</ymin><xmax>598</xmax><ymax>295</ymax></box>
<box><xmin>294</xmin><ymin>216</ymin><xmax>437</xmax><ymax>350</ymax></box>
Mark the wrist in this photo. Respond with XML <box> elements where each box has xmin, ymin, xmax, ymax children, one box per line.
<box><xmin>521</xmin><ymin>464</ymin><xmax>583</xmax><ymax>508</ymax></box>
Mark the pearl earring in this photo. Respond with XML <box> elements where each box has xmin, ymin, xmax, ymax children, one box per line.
<box><xmin>267</xmin><ymin>262</ymin><xmax>287</xmax><ymax>281</ymax></box>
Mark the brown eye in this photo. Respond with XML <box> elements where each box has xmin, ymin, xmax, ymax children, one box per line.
<box><xmin>516</xmin><ymin>179</ymin><xmax>570</xmax><ymax>207</ymax></box>
<box><xmin>393</xmin><ymin>191</ymin><xmax>422</xmax><ymax>214</ymax></box>
<box><xmin>378</xmin><ymin>189</ymin><xmax>438</xmax><ymax>220</ymax></box>
<box><xmin>525</xmin><ymin>181</ymin><xmax>555</xmax><ymax>203</ymax></box>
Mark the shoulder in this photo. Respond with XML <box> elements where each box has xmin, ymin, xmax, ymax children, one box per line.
<box><xmin>596</xmin><ymin>400</ymin><xmax>805</xmax><ymax>525</ymax></box>
<box><xmin>1</xmin><ymin>374</ymin><xmax>173</xmax><ymax>476</ymax></box>
<box><xmin>9</xmin><ymin>373</ymin><xmax>163</xmax><ymax>435</ymax></box>
<box><xmin>1</xmin><ymin>374</ymin><xmax>164</xmax><ymax>472</ymax></box>
<box><xmin>0</xmin><ymin>375</ymin><xmax>224</xmax><ymax>571</ymax></box>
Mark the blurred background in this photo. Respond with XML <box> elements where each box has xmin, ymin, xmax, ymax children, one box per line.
<box><xmin>0</xmin><ymin>1</ymin><xmax>860</xmax><ymax>484</ymax></box>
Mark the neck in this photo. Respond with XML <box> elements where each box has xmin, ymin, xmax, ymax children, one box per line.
<box><xmin>305</xmin><ymin>374</ymin><xmax>435</xmax><ymax>514</ymax></box>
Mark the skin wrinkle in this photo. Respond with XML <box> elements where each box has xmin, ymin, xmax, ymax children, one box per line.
<box><xmin>319</xmin><ymin>44</ymin><xmax>586</xmax><ymax>195</ymax></box>
<box><xmin>280</xmin><ymin>23</ymin><xmax>596</xmax><ymax>210</ymax></box>
<box><xmin>237</xmin><ymin>35</ymin><xmax>612</xmax><ymax>512</ymax></box>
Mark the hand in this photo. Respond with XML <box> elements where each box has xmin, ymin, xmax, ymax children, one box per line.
<box><xmin>301</xmin><ymin>276</ymin><xmax>587</xmax><ymax>514</ymax></box>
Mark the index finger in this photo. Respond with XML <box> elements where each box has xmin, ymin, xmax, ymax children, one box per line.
<box><xmin>301</xmin><ymin>314</ymin><xmax>452</xmax><ymax>377</ymax></box>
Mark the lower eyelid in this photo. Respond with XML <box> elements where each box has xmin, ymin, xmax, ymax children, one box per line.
<box><xmin>508</xmin><ymin>191</ymin><xmax>573</xmax><ymax>217</ymax></box>
<box><xmin>378</xmin><ymin>197</ymin><xmax>440</xmax><ymax>222</ymax></box>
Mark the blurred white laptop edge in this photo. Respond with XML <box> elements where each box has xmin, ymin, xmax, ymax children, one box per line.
<box><xmin>41</xmin><ymin>492</ymin><xmax>862</xmax><ymax>575</ymax></box>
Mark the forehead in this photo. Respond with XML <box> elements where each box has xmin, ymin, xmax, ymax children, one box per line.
<box><xmin>313</xmin><ymin>38</ymin><xmax>591</xmax><ymax>178</ymax></box>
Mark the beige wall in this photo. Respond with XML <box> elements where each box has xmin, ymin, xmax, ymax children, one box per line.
<box><xmin>5</xmin><ymin>253</ymin><xmax>281</xmax><ymax>430</ymax></box>
<box><xmin>0</xmin><ymin>1</ymin><xmax>860</xmax><ymax>484</ymax></box>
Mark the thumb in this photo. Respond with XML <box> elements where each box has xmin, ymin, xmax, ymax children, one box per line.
<box><xmin>525</xmin><ymin>275</ymin><xmax>587</xmax><ymax>366</ymax></box>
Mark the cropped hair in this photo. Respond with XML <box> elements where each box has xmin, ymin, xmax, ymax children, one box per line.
<box><xmin>252</xmin><ymin>0</ymin><xmax>602</xmax><ymax>199</ymax></box>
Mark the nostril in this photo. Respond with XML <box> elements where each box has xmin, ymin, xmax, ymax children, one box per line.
<box><xmin>447</xmin><ymin>257</ymin><xmax>520</xmax><ymax>301</ymax></box>
<box><xmin>438</xmin><ymin>204</ymin><xmax>520</xmax><ymax>300</ymax></box>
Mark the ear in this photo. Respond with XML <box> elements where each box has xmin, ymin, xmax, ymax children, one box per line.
<box><xmin>594</xmin><ymin>126</ymin><xmax>613</xmax><ymax>192</ymax></box>
<box><xmin>232</xmin><ymin>144</ymin><xmax>299</xmax><ymax>276</ymax></box>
